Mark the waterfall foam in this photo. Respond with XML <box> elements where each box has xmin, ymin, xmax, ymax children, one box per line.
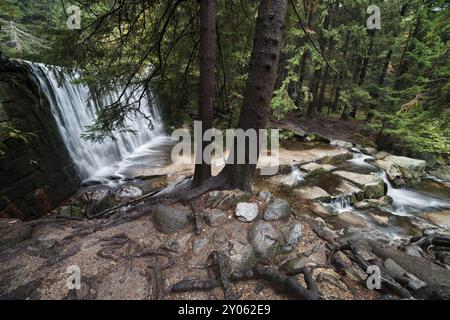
<box><xmin>26</xmin><ymin>62</ymin><xmax>169</xmax><ymax>184</ymax></box>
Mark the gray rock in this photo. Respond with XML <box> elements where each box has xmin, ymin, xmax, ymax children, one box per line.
<box><xmin>280</xmin><ymin>223</ymin><xmax>302</xmax><ymax>252</ymax></box>
<box><xmin>372</xmin><ymin>153</ymin><xmax>426</xmax><ymax>185</ymax></box>
<box><xmin>294</xmin><ymin>186</ymin><xmax>331</xmax><ymax>202</ymax></box>
<box><xmin>338</xmin><ymin>212</ymin><xmax>370</xmax><ymax>229</ymax></box>
<box><xmin>153</xmin><ymin>205</ymin><xmax>191</xmax><ymax>234</ymax></box>
<box><xmin>225</xmin><ymin>240</ymin><xmax>257</xmax><ymax>273</ymax></box>
<box><xmin>204</xmin><ymin>209</ymin><xmax>228</xmax><ymax>227</ymax></box>
<box><xmin>330</xmin><ymin>140</ymin><xmax>353</xmax><ymax>149</ymax></box>
<box><xmin>309</xmin><ymin>203</ymin><xmax>334</xmax><ymax>218</ymax></box>
<box><xmin>250</xmin><ymin>221</ymin><xmax>280</xmax><ymax>263</ymax></box>
<box><xmin>213</xmin><ymin>230</ymin><xmax>228</xmax><ymax>244</ymax></box>
<box><xmin>333</xmin><ymin>171</ymin><xmax>386</xmax><ymax>199</ymax></box>
<box><xmin>264</xmin><ymin>198</ymin><xmax>290</xmax><ymax>221</ymax></box>
<box><xmin>235</xmin><ymin>202</ymin><xmax>259</xmax><ymax>222</ymax></box>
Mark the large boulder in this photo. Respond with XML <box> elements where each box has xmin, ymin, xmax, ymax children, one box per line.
<box><xmin>333</xmin><ymin>171</ymin><xmax>386</xmax><ymax>199</ymax></box>
<box><xmin>153</xmin><ymin>205</ymin><xmax>191</xmax><ymax>234</ymax></box>
<box><xmin>264</xmin><ymin>198</ymin><xmax>290</xmax><ymax>221</ymax></box>
<box><xmin>372</xmin><ymin>153</ymin><xmax>426</xmax><ymax>185</ymax></box>
<box><xmin>333</xmin><ymin>180</ymin><xmax>364</xmax><ymax>204</ymax></box>
<box><xmin>294</xmin><ymin>186</ymin><xmax>331</xmax><ymax>202</ymax></box>
<box><xmin>250</xmin><ymin>221</ymin><xmax>281</xmax><ymax>263</ymax></box>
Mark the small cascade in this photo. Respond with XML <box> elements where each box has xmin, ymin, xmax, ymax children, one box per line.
<box><xmin>346</xmin><ymin>148</ymin><xmax>376</xmax><ymax>169</ymax></box>
<box><xmin>375</xmin><ymin>171</ymin><xmax>450</xmax><ymax>216</ymax></box>
<box><xmin>325</xmin><ymin>195</ymin><xmax>354</xmax><ymax>214</ymax></box>
<box><xmin>282</xmin><ymin>165</ymin><xmax>305</xmax><ymax>188</ymax></box>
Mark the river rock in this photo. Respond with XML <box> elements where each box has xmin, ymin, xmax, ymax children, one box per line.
<box><xmin>235</xmin><ymin>202</ymin><xmax>259</xmax><ymax>222</ymax></box>
<box><xmin>264</xmin><ymin>198</ymin><xmax>290</xmax><ymax>221</ymax></box>
<box><xmin>360</xmin><ymin>147</ymin><xmax>377</xmax><ymax>156</ymax></box>
<box><xmin>250</xmin><ymin>221</ymin><xmax>280</xmax><ymax>263</ymax></box>
<box><xmin>308</xmin><ymin>148</ymin><xmax>353</xmax><ymax>165</ymax></box>
<box><xmin>337</xmin><ymin>212</ymin><xmax>370</xmax><ymax>229</ymax></box>
<box><xmin>354</xmin><ymin>196</ymin><xmax>394</xmax><ymax>210</ymax></box>
<box><xmin>372</xmin><ymin>153</ymin><xmax>426</xmax><ymax>185</ymax></box>
<box><xmin>280</xmin><ymin>223</ymin><xmax>302</xmax><ymax>252</ymax></box>
<box><xmin>294</xmin><ymin>186</ymin><xmax>331</xmax><ymax>202</ymax></box>
<box><xmin>369</xmin><ymin>213</ymin><xmax>390</xmax><ymax>226</ymax></box>
<box><xmin>309</xmin><ymin>203</ymin><xmax>334</xmax><ymax>218</ymax></box>
<box><xmin>204</xmin><ymin>209</ymin><xmax>228</xmax><ymax>227</ymax></box>
<box><xmin>301</xmin><ymin>162</ymin><xmax>336</xmax><ymax>174</ymax></box>
<box><xmin>334</xmin><ymin>180</ymin><xmax>364</xmax><ymax>204</ymax></box>
<box><xmin>422</xmin><ymin>210</ymin><xmax>450</xmax><ymax>231</ymax></box>
<box><xmin>333</xmin><ymin>171</ymin><xmax>386</xmax><ymax>199</ymax></box>
<box><xmin>330</xmin><ymin>140</ymin><xmax>353</xmax><ymax>149</ymax></box>
<box><xmin>153</xmin><ymin>205</ymin><xmax>191</xmax><ymax>234</ymax></box>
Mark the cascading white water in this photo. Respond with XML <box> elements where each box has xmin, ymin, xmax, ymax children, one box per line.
<box><xmin>346</xmin><ymin>148</ymin><xmax>376</xmax><ymax>169</ymax></box>
<box><xmin>26</xmin><ymin>62</ymin><xmax>170</xmax><ymax>184</ymax></box>
<box><xmin>375</xmin><ymin>171</ymin><xmax>450</xmax><ymax>216</ymax></box>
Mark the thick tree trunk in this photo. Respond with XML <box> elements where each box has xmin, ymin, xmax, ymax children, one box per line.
<box><xmin>219</xmin><ymin>0</ymin><xmax>288</xmax><ymax>192</ymax></box>
<box><xmin>192</xmin><ymin>0</ymin><xmax>217</xmax><ymax>187</ymax></box>
<box><xmin>332</xmin><ymin>31</ymin><xmax>350</xmax><ymax>113</ymax></box>
<box><xmin>378</xmin><ymin>49</ymin><xmax>393</xmax><ymax>85</ymax></box>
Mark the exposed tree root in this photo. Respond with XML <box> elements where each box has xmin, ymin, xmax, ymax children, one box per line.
<box><xmin>328</xmin><ymin>243</ymin><xmax>413</xmax><ymax>299</ymax></box>
<box><xmin>172</xmin><ymin>264</ymin><xmax>320</xmax><ymax>300</ymax></box>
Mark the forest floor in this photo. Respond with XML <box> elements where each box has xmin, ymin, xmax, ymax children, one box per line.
<box><xmin>1</xmin><ymin>130</ymin><xmax>450</xmax><ymax>300</ymax></box>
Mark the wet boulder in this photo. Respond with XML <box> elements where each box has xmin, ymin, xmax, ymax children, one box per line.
<box><xmin>333</xmin><ymin>171</ymin><xmax>386</xmax><ymax>199</ymax></box>
<box><xmin>294</xmin><ymin>186</ymin><xmax>331</xmax><ymax>202</ymax></box>
<box><xmin>372</xmin><ymin>153</ymin><xmax>426</xmax><ymax>186</ymax></box>
<box><xmin>330</xmin><ymin>140</ymin><xmax>353</xmax><ymax>149</ymax></box>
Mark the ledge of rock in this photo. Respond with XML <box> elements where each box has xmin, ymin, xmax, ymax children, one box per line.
<box><xmin>372</xmin><ymin>153</ymin><xmax>426</xmax><ymax>186</ymax></box>
<box><xmin>333</xmin><ymin>171</ymin><xmax>386</xmax><ymax>199</ymax></box>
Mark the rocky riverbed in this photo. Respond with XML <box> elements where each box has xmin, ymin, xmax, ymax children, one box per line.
<box><xmin>1</xmin><ymin>137</ymin><xmax>449</xmax><ymax>300</ymax></box>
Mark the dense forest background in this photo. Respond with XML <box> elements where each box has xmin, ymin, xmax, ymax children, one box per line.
<box><xmin>1</xmin><ymin>0</ymin><xmax>449</xmax><ymax>163</ymax></box>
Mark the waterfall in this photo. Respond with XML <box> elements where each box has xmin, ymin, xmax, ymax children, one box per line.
<box><xmin>26</xmin><ymin>62</ymin><xmax>170</xmax><ymax>184</ymax></box>
<box><xmin>375</xmin><ymin>171</ymin><xmax>450</xmax><ymax>216</ymax></box>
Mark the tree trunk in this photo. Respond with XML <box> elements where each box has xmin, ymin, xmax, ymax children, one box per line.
<box><xmin>332</xmin><ymin>31</ymin><xmax>350</xmax><ymax>113</ymax></box>
<box><xmin>192</xmin><ymin>0</ymin><xmax>216</xmax><ymax>187</ymax></box>
<box><xmin>296</xmin><ymin>0</ymin><xmax>314</xmax><ymax>105</ymax></box>
<box><xmin>378</xmin><ymin>49</ymin><xmax>392</xmax><ymax>85</ymax></box>
<box><xmin>219</xmin><ymin>0</ymin><xmax>288</xmax><ymax>192</ymax></box>
<box><xmin>394</xmin><ymin>18</ymin><xmax>420</xmax><ymax>90</ymax></box>
<box><xmin>358</xmin><ymin>29</ymin><xmax>375</xmax><ymax>86</ymax></box>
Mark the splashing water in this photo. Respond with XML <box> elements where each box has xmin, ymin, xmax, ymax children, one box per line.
<box><xmin>26</xmin><ymin>62</ymin><xmax>170</xmax><ymax>184</ymax></box>
<box><xmin>375</xmin><ymin>171</ymin><xmax>450</xmax><ymax>216</ymax></box>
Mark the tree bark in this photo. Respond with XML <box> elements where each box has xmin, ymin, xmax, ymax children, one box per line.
<box><xmin>358</xmin><ymin>29</ymin><xmax>376</xmax><ymax>86</ymax></box>
<box><xmin>219</xmin><ymin>0</ymin><xmax>288</xmax><ymax>192</ymax></box>
<box><xmin>332</xmin><ymin>30</ymin><xmax>350</xmax><ymax>113</ymax></box>
<box><xmin>192</xmin><ymin>0</ymin><xmax>217</xmax><ymax>187</ymax></box>
<box><xmin>378</xmin><ymin>49</ymin><xmax>393</xmax><ymax>85</ymax></box>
